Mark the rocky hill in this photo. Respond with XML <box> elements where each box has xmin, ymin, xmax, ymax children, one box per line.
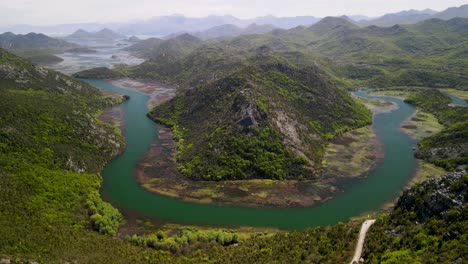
<box><xmin>364</xmin><ymin>171</ymin><xmax>467</xmax><ymax>263</ymax></box>
<box><xmin>145</xmin><ymin>53</ymin><xmax>370</xmax><ymax>180</ymax></box>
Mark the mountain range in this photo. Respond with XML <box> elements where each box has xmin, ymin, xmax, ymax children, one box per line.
<box><xmin>165</xmin><ymin>23</ymin><xmax>277</xmax><ymax>40</ymax></box>
<box><xmin>1</xmin><ymin>4</ymin><xmax>467</xmax><ymax>36</ymax></box>
<box><xmin>65</xmin><ymin>28</ymin><xmax>124</xmax><ymax>40</ymax></box>
<box><xmin>0</xmin><ymin>32</ymin><xmax>76</xmax><ymax>50</ymax></box>
<box><xmin>111</xmin><ymin>16</ymin><xmax>468</xmax><ymax>181</ymax></box>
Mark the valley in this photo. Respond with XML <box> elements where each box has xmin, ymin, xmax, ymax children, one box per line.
<box><xmin>0</xmin><ymin>3</ymin><xmax>467</xmax><ymax>263</ymax></box>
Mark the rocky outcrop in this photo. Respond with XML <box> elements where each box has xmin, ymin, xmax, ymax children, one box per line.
<box><xmin>396</xmin><ymin>171</ymin><xmax>467</xmax><ymax>223</ymax></box>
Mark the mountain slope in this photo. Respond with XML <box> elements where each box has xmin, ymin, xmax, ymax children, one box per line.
<box><xmin>147</xmin><ymin>54</ymin><xmax>370</xmax><ymax>181</ymax></box>
<box><xmin>432</xmin><ymin>4</ymin><xmax>468</xmax><ymax>20</ymax></box>
<box><xmin>0</xmin><ymin>48</ymin><xmax>171</xmax><ymax>262</ymax></box>
<box><xmin>360</xmin><ymin>4</ymin><xmax>468</xmax><ymax>27</ymax></box>
<box><xmin>126</xmin><ymin>33</ymin><xmax>202</xmax><ymax>59</ymax></box>
<box><xmin>0</xmin><ymin>32</ymin><xmax>76</xmax><ymax>50</ymax></box>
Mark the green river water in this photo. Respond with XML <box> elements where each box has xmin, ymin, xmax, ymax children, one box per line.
<box><xmin>85</xmin><ymin>79</ymin><xmax>419</xmax><ymax>230</ymax></box>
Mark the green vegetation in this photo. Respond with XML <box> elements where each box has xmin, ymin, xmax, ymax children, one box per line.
<box><xmin>0</xmin><ymin>32</ymin><xmax>76</xmax><ymax>50</ymax></box>
<box><xmin>72</xmin><ymin>67</ymin><xmax>124</xmax><ymax>79</ymax></box>
<box><xmin>121</xmin><ymin>17</ymin><xmax>468</xmax><ymax>182</ymax></box>
<box><xmin>86</xmin><ymin>191</ymin><xmax>122</xmax><ymax>236</ymax></box>
<box><xmin>126</xmin><ymin>228</ymin><xmax>245</xmax><ymax>253</ymax></box>
<box><xmin>24</xmin><ymin>53</ymin><xmax>64</xmax><ymax>64</ymax></box>
<box><xmin>66</xmin><ymin>47</ymin><xmax>99</xmax><ymax>53</ymax></box>
<box><xmin>404</xmin><ymin>89</ymin><xmax>468</xmax><ymax>170</ymax></box>
<box><xmin>0</xmin><ymin>49</ymin><xmax>168</xmax><ymax>263</ymax></box>
<box><xmin>148</xmin><ymin>60</ymin><xmax>371</xmax><ymax>181</ymax></box>
<box><xmin>1</xmin><ymin>15</ymin><xmax>468</xmax><ymax>263</ymax></box>
<box><xmin>323</xmin><ymin>126</ymin><xmax>380</xmax><ymax>178</ymax></box>
<box><xmin>126</xmin><ymin>33</ymin><xmax>201</xmax><ymax>60</ymax></box>
<box><xmin>440</xmin><ymin>88</ymin><xmax>468</xmax><ymax>100</ymax></box>
<box><xmin>364</xmin><ymin>173</ymin><xmax>467</xmax><ymax>263</ymax></box>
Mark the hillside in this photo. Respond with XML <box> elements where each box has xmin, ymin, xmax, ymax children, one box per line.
<box><xmin>130</xmin><ymin>17</ymin><xmax>468</xmax><ymax>89</ymax></box>
<box><xmin>0</xmin><ymin>32</ymin><xmax>76</xmax><ymax>50</ymax></box>
<box><xmin>144</xmin><ymin>52</ymin><xmax>370</xmax><ymax>181</ymax></box>
<box><xmin>0</xmin><ymin>48</ymin><xmax>164</xmax><ymax>262</ymax></box>
<box><xmin>25</xmin><ymin>54</ymin><xmax>64</xmax><ymax>64</ymax></box>
<box><xmin>109</xmin><ymin>16</ymin><xmax>467</xmax><ymax>181</ymax></box>
<box><xmin>358</xmin><ymin>4</ymin><xmax>468</xmax><ymax>27</ymax></box>
<box><xmin>126</xmin><ymin>33</ymin><xmax>203</xmax><ymax>60</ymax></box>
<box><xmin>363</xmin><ymin>172</ymin><xmax>467</xmax><ymax>263</ymax></box>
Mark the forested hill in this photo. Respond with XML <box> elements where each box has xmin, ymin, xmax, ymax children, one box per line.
<box><xmin>123</xmin><ymin>20</ymin><xmax>375</xmax><ymax>182</ymax></box>
<box><xmin>0</xmin><ymin>49</ymin><xmax>157</xmax><ymax>262</ymax></box>
<box><xmin>121</xmin><ymin>17</ymin><xmax>468</xmax><ymax>181</ymax></box>
<box><xmin>127</xmin><ymin>17</ymin><xmax>468</xmax><ymax>89</ymax></box>
<box><xmin>0</xmin><ymin>32</ymin><xmax>76</xmax><ymax>50</ymax></box>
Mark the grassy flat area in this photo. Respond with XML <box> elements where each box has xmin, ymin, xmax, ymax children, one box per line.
<box><xmin>440</xmin><ymin>88</ymin><xmax>468</xmax><ymax>100</ymax></box>
<box><xmin>406</xmin><ymin>160</ymin><xmax>447</xmax><ymax>189</ymax></box>
<box><xmin>370</xmin><ymin>90</ymin><xmax>412</xmax><ymax>99</ymax></box>
<box><xmin>323</xmin><ymin>126</ymin><xmax>381</xmax><ymax>178</ymax></box>
<box><xmin>353</xmin><ymin>95</ymin><xmax>395</xmax><ymax>113</ymax></box>
<box><xmin>401</xmin><ymin>110</ymin><xmax>444</xmax><ymax>140</ymax></box>
<box><xmin>322</xmin><ymin>94</ymin><xmax>396</xmax><ymax>179</ymax></box>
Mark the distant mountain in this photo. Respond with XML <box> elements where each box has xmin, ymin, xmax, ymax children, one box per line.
<box><xmin>94</xmin><ymin>28</ymin><xmax>123</xmax><ymax>39</ymax></box>
<box><xmin>67</xmin><ymin>29</ymin><xmax>94</xmax><ymax>39</ymax></box>
<box><xmin>126</xmin><ymin>33</ymin><xmax>202</xmax><ymax>59</ymax></box>
<box><xmin>117</xmin><ymin>15</ymin><xmax>245</xmax><ymax>36</ymax></box>
<box><xmin>65</xmin><ymin>28</ymin><xmax>124</xmax><ymax>40</ymax></box>
<box><xmin>127</xmin><ymin>36</ymin><xmax>141</xmax><ymax>42</ymax></box>
<box><xmin>166</xmin><ymin>23</ymin><xmax>277</xmax><ymax>40</ymax></box>
<box><xmin>394</xmin><ymin>9</ymin><xmax>438</xmax><ymax>16</ymax></box>
<box><xmin>308</xmin><ymin>16</ymin><xmax>358</xmax><ymax>35</ymax></box>
<box><xmin>360</xmin><ymin>4</ymin><xmax>468</xmax><ymax>27</ymax></box>
<box><xmin>243</xmin><ymin>23</ymin><xmax>277</xmax><ymax>34</ymax></box>
<box><xmin>0</xmin><ymin>32</ymin><xmax>76</xmax><ymax>50</ymax></box>
<box><xmin>252</xmin><ymin>15</ymin><xmax>320</xmax><ymax>28</ymax></box>
<box><xmin>432</xmin><ymin>4</ymin><xmax>468</xmax><ymax>20</ymax></box>
<box><xmin>358</xmin><ymin>13</ymin><xmax>431</xmax><ymax>27</ymax></box>
<box><xmin>348</xmin><ymin>15</ymin><xmax>375</xmax><ymax>21</ymax></box>
<box><xmin>193</xmin><ymin>24</ymin><xmax>241</xmax><ymax>39</ymax></box>
<box><xmin>2</xmin><ymin>5</ymin><xmax>468</xmax><ymax>36</ymax></box>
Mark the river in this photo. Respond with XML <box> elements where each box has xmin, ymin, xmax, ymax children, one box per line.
<box><xmin>83</xmin><ymin>80</ymin><xmax>419</xmax><ymax>230</ymax></box>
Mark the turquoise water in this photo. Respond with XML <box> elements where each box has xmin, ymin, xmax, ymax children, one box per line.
<box><xmin>85</xmin><ymin>80</ymin><xmax>417</xmax><ymax>230</ymax></box>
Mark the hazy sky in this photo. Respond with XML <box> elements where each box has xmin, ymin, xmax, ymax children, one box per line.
<box><xmin>1</xmin><ymin>0</ymin><xmax>467</xmax><ymax>26</ymax></box>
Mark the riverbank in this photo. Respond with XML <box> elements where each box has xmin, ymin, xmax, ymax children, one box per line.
<box><xmin>368</xmin><ymin>89</ymin><xmax>447</xmax><ymax>194</ymax></box>
<box><xmin>322</xmin><ymin>95</ymin><xmax>395</xmax><ymax>179</ymax></box>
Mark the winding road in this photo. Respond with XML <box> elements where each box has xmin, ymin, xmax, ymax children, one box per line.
<box><xmin>351</xmin><ymin>219</ymin><xmax>376</xmax><ymax>264</ymax></box>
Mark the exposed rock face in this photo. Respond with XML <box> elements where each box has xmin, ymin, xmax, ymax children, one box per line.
<box><xmin>396</xmin><ymin>171</ymin><xmax>467</xmax><ymax>223</ymax></box>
